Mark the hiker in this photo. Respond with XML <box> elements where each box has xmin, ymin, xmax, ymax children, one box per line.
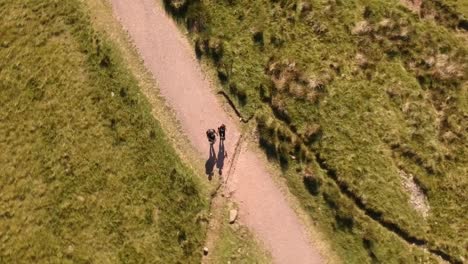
<box><xmin>218</xmin><ymin>124</ymin><xmax>226</xmax><ymax>141</ymax></box>
<box><xmin>206</xmin><ymin>129</ymin><xmax>217</xmax><ymax>144</ymax></box>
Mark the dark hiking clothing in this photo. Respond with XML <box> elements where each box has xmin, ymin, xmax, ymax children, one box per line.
<box><xmin>206</xmin><ymin>129</ymin><xmax>216</xmax><ymax>143</ymax></box>
<box><xmin>218</xmin><ymin>125</ymin><xmax>226</xmax><ymax>140</ymax></box>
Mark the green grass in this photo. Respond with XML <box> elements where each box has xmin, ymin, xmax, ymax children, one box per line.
<box><xmin>0</xmin><ymin>0</ymin><xmax>208</xmax><ymax>263</ymax></box>
<box><xmin>443</xmin><ymin>0</ymin><xmax>468</xmax><ymax>16</ymax></box>
<box><xmin>165</xmin><ymin>0</ymin><xmax>467</xmax><ymax>262</ymax></box>
<box><xmin>210</xmin><ymin>205</ymin><xmax>271</xmax><ymax>264</ymax></box>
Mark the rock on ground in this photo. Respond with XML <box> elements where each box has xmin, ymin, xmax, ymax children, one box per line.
<box><xmin>229</xmin><ymin>209</ymin><xmax>238</xmax><ymax>224</ymax></box>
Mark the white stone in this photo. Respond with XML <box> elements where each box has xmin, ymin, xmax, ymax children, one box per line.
<box><xmin>229</xmin><ymin>209</ymin><xmax>238</xmax><ymax>224</ymax></box>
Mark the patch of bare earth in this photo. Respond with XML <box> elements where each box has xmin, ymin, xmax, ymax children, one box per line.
<box><xmin>400</xmin><ymin>0</ymin><xmax>423</xmax><ymax>13</ymax></box>
<box><xmin>399</xmin><ymin>170</ymin><xmax>430</xmax><ymax>218</ymax></box>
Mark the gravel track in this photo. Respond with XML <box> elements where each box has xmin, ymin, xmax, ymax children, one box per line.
<box><xmin>111</xmin><ymin>1</ymin><xmax>323</xmax><ymax>263</ymax></box>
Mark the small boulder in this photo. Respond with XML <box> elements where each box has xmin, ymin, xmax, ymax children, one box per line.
<box><xmin>378</xmin><ymin>18</ymin><xmax>394</xmax><ymax>29</ymax></box>
<box><xmin>164</xmin><ymin>0</ymin><xmax>187</xmax><ymax>13</ymax></box>
<box><xmin>355</xmin><ymin>53</ymin><xmax>369</xmax><ymax>68</ymax></box>
<box><xmin>203</xmin><ymin>247</ymin><xmax>209</xmax><ymax>255</ymax></box>
<box><xmin>66</xmin><ymin>245</ymin><xmax>74</xmax><ymax>255</ymax></box>
<box><xmin>352</xmin><ymin>20</ymin><xmax>372</xmax><ymax>35</ymax></box>
<box><xmin>229</xmin><ymin>209</ymin><xmax>238</xmax><ymax>224</ymax></box>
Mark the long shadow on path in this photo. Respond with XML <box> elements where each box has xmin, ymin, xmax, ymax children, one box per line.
<box><xmin>205</xmin><ymin>143</ymin><xmax>217</xmax><ymax>180</ymax></box>
<box><xmin>216</xmin><ymin>140</ymin><xmax>227</xmax><ymax>176</ymax></box>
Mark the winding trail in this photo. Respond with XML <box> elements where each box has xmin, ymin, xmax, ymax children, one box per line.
<box><xmin>111</xmin><ymin>0</ymin><xmax>322</xmax><ymax>263</ymax></box>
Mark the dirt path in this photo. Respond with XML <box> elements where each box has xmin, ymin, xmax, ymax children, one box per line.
<box><xmin>111</xmin><ymin>1</ymin><xmax>323</xmax><ymax>263</ymax></box>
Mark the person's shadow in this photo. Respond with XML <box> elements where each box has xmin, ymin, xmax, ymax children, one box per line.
<box><xmin>205</xmin><ymin>143</ymin><xmax>217</xmax><ymax>180</ymax></box>
<box><xmin>216</xmin><ymin>140</ymin><xmax>227</xmax><ymax>176</ymax></box>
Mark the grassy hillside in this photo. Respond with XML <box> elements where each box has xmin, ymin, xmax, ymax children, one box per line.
<box><xmin>165</xmin><ymin>0</ymin><xmax>467</xmax><ymax>262</ymax></box>
<box><xmin>0</xmin><ymin>0</ymin><xmax>207</xmax><ymax>263</ymax></box>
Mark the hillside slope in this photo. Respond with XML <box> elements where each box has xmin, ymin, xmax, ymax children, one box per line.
<box><xmin>0</xmin><ymin>0</ymin><xmax>207</xmax><ymax>262</ymax></box>
<box><xmin>165</xmin><ymin>0</ymin><xmax>467</xmax><ymax>262</ymax></box>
